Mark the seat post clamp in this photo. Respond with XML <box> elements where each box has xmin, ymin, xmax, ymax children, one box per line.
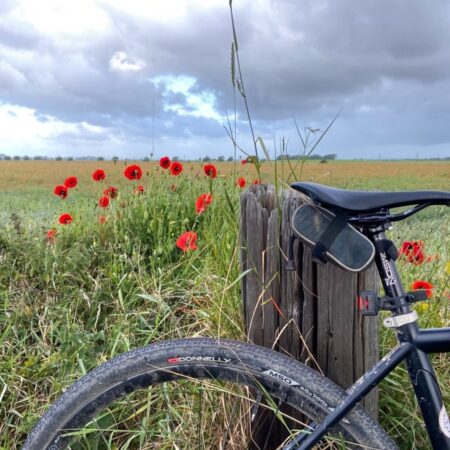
<box><xmin>383</xmin><ymin>311</ymin><xmax>418</xmax><ymax>329</ymax></box>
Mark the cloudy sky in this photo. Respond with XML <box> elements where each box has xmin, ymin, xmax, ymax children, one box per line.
<box><xmin>1</xmin><ymin>0</ymin><xmax>450</xmax><ymax>160</ymax></box>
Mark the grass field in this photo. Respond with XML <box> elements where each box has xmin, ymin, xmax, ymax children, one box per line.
<box><xmin>0</xmin><ymin>159</ymin><xmax>449</xmax><ymax>449</ymax></box>
<box><xmin>1</xmin><ymin>159</ymin><xmax>450</xmax><ymax>192</ymax></box>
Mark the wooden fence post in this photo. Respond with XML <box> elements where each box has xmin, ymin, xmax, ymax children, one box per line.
<box><xmin>240</xmin><ymin>184</ymin><xmax>379</xmax><ymax>447</ymax></box>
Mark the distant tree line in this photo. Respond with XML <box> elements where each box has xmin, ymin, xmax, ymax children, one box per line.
<box><xmin>0</xmin><ymin>154</ymin><xmax>236</xmax><ymax>162</ymax></box>
<box><xmin>275</xmin><ymin>153</ymin><xmax>337</xmax><ymax>161</ymax></box>
<box><xmin>1</xmin><ymin>152</ymin><xmax>448</xmax><ymax>162</ymax></box>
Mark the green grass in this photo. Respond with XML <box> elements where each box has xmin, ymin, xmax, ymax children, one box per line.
<box><xmin>0</xmin><ymin>171</ymin><xmax>244</xmax><ymax>448</ymax></box>
<box><xmin>0</xmin><ymin>162</ymin><xmax>449</xmax><ymax>449</ymax></box>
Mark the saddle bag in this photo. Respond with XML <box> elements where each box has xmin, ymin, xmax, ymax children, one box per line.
<box><xmin>291</xmin><ymin>203</ymin><xmax>375</xmax><ymax>272</ymax></box>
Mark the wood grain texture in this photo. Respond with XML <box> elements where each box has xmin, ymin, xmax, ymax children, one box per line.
<box><xmin>240</xmin><ymin>184</ymin><xmax>379</xmax><ymax>447</ymax></box>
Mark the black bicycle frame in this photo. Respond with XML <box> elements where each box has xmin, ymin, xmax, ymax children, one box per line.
<box><xmin>286</xmin><ymin>226</ymin><xmax>450</xmax><ymax>450</ymax></box>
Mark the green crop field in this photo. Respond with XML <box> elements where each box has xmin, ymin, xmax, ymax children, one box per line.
<box><xmin>0</xmin><ymin>159</ymin><xmax>449</xmax><ymax>449</ymax></box>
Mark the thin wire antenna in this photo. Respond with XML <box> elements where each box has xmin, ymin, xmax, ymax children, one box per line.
<box><xmin>152</xmin><ymin>96</ymin><xmax>155</xmax><ymax>159</ymax></box>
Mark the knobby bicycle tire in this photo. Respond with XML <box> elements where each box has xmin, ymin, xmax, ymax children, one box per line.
<box><xmin>23</xmin><ymin>338</ymin><xmax>398</xmax><ymax>449</ymax></box>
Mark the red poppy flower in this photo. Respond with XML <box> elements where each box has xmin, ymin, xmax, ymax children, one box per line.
<box><xmin>64</xmin><ymin>176</ymin><xmax>78</xmax><ymax>189</ymax></box>
<box><xmin>252</xmin><ymin>179</ymin><xmax>261</xmax><ymax>185</ymax></box>
<box><xmin>236</xmin><ymin>177</ymin><xmax>246</xmax><ymax>188</ymax></box>
<box><xmin>195</xmin><ymin>193</ymin><xmax>212</xmax><ymax>215</ymax></box>
<box><xmin>160</xmin><ymin>156</ymin><xmax>171</xmax><ymax>169</ymax></box>
<box><xmin>103</xmin><ymin>186</ymin><xmax>118</xmax><ymax>199</ymax></box>
<box><xmin>54</xmin><ymin>185</ymin><xmax>68</xmax><ymax>199</ymax></box>
<box><xmin>399</xmin><ymin>240</ymin><xmax>425</xmax><ymax>265</ymax></box>
<box><xmin>410</xmin><ymin>245</ymin><xmax>425</xmax><ymax>264</ymax></box>
<box><xmin>124</xmin><ymin>164</ymin><xmax>143</xmax><ymax>180</ymax></box>
<box><xmin>98</xmin><ymin>196</ymin><xmax>109</xmax><ymax>208</ymax></box>
<box><xmin>170</xmin><ymin>161</ymin><xmax>183</xmax><ymax>176</ymax></box>
<box><xmin>59</xmin><ymin>213</ymin><xmax>73</xmax><ymax>225</ymax></box>
<box><xmin>92</xmin><ymin>169</ymin><xmax>106</xmax><ymax>181</ymax></box>
<box><xmin>46</xmin><ymin>229</ymin><xmax>57</xmax><ymax>243</ymax></box>
<box><xmin>241</xmin><ymin>159</ymin><xmax>248</xmax><ymax>165</ymax></box>
<box><xmin>399</xmin><ymin>241</ymin><xmax>413</xmax><ymax>254</ymax></box>
<box><xmin>134</xmin><ymin>185</ymin><xmax>145</xmax><ymax>194</ymax></box>
<box><xmin>176</xmin><ymin>231</ymin><xmax>198</xmax><ymax>252</ymax></box>
<box><xmin>411</xmin><ymin>280</ymin><xmax>433</xmax><ymax>298</ymax></box>
<box><xmin>203</xmin><ymin>164</ymin><xmax>217</xmax><ymax>178</ymax></box>
<box><xmin>99</xmin><ymin>215</ymin><xmax>108</xmax><ymax>224</ymax></box>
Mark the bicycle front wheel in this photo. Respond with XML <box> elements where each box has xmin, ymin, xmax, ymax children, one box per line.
<box><xmin>24</xmin><ymin>338</ymin><xmax>397</xmax><ymax>449</ymax></box>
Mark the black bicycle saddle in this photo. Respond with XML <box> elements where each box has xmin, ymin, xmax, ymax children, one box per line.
<box><xmin>291</xmin><ymin>182</ymin><xmax>450</xmax><ymax>213</ymax></box>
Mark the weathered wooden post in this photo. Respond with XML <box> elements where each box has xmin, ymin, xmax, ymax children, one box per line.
<box><xmin>240</xmin><ymin>184</ymin><xmax>379</xmax><ymax>447</ymax></box>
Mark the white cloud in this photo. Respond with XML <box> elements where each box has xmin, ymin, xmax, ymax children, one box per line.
<box><xmin>152</xmin><ymin>75</ymin><xmax>224</xmax><ymax>121</ymax></box>
<box><xmin>11</xmin><ymin>0</ymin><xmax>110</xmax><ymax>35</ymax></box>
<box><xmin>109</xmin><ymin>51</ymin><xmax>145</xmax><ymax>72</ymax></box>
<box><xmin>0</xmin><ymin>104</ymin><xmax>106</xmax><ymax>152</ymax></box>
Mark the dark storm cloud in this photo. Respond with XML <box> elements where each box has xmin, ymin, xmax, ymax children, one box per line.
<box><xmin>1</xmin><ymin>0</ymin><xmax>450</xmax><ymax>157</ymax></box>
<box><xmin>228</xmin><ymin>0</ymin><xmax>450</xmax><ymax>118</ymax></box>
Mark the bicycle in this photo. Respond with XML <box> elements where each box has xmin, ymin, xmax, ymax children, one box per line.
<box><xmin>23</xmin><ymin>182</ymin><xmax>450</xmax><ymax>449</ymax></box>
